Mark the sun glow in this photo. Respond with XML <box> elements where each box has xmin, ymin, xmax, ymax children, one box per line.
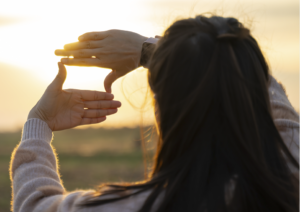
<box><xmin>0</xmin><ymin>19</ymin><xmax>144</xmax><ymax>90</ymax></box>
<box><xmin>0</xmin><ymin>0</ymin><xmax>298</xmax><ymax>131</ymax></box>
<box><xmin>0</xmin><ymin>0</ymin><xmax>156</xmax><ymax>90</ymax></box>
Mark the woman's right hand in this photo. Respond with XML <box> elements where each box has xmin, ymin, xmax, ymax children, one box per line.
<box><xmin>28</xmin><ymin>63</ymin><xmax>121</xmax><ymax>131</ymax></box>
<box><xmin>55</xmin><ymin>30</ymin><xmax>148</xmax><ymax>93</ymax></box>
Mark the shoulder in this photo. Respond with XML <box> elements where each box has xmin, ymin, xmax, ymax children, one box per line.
<box><xmin>274</xmin><ymin>119</ymin><xmax>299</xmax><ymax>163</ymax></box>
<box><xmin>75</xmin><ymin>189</ymin><xmax>164</xmax><ymax>212</ymax></box>
<box><xmin>268</xmin><ymin>75</ymin><xmax>299</xmax><ymax>122</ymax></box>
<box><xmin>268</xmin><ymin>75</ymin><xmax>299</xmax><ymax>138</ymax></box>
<box><xmin>268</xmin><ymin>75</ymin><xmax>299</xmax><ymax>172</ymax></box>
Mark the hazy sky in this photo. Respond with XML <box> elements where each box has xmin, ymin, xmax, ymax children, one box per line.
<box><xmin>0</xmin><ymin>0</ymin><xmax>298</xmax><ymax>131</ymax></box>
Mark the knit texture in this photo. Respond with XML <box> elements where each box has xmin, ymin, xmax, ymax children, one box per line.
<box><xmin>21</xmin><ymin>118</ymin><xmax>53</xmax><ymax>143</ymax></box>
<box><xmin>10</xmin><ymin>76</ymin><xmax>299</xmax><ymax>212</ymax></box>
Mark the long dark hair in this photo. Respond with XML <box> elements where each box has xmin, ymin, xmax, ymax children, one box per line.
<box><xmin>82</xmin><ymin>15</ymin><xmax>299</xmax><ymax>212</ymax></box>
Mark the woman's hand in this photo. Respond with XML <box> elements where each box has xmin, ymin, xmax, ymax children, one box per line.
<box><xmin>28</xmin><ymin>63</ymin><xmax>121</xmax><ymax>131</ymax></box>
<box><xmin>55</xmin><ymin>30</ymin><xmax>148</xmax><ymax>93</ymax></box>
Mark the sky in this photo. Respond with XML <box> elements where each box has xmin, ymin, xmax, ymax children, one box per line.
<box><xmin>0</xmin><ymin>0</ymin><xmax>298</xmax><ymax>131</ymax></box>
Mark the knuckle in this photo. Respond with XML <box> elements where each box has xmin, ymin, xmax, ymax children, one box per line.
<box><xmin>108</xmin><ymin>29</ymin><xmax>115</xmax><ymax>35</ymax></box>
<box><xmin>97</xmin><ymin>109</ymin><xmax>101</xmax><ymax>117</ymax></box>
<box><xmin>91</xmin><ymin>41</ymin><xmax>95</xmax><ymax>48</ymax></box>
<box><xmin>83</xmin><ymin>101</ymin><xmax>88</xmax><ymax>108</ymax></box>
<box><xmin>79</xmin><ymin>59</ymin><xmax>86</xmax><ymax>64</ymax></box>
<box><xmin>64</xmin><ymin>88</ymin><xmax>72</xmax><ymax>93</ymax></box>
<box><xmin>97</xmin><ymin>101</ymin><xmax>102</xmax><ymax>108</ymax></box>
<box><xmin>86</xmin><ymin>41</ymin><xmax>91</xmax><ymax>48</ymax></box>
<box><xmin>78</xmin><ymin>50</ymin><xmax>85</xmax><ymax>56</ymax></box>
<box><xmin>98</xmin><ymin>92</ymin><xmax>104</xmax><ymax>100</ymax></box>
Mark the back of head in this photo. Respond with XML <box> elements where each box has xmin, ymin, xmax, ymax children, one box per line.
<box><xmin>81</xmin><ymin>15</ymin><xmax>299</xmax><ymax>212</ymax></box>
<box><xmin>147</xmin><ymin>15</ymin><xmax>299</xmax><ymax>212</ymax></box>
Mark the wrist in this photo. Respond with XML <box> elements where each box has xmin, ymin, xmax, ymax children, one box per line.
<box><xmin>22</xmin><ymin>118</ymin><xmax>53</xmax><ymax>143</ymax></box>
<box><xmin>27</xmin><ymin>108</ymin><xmax>46</xmax><ymax>122</ymax></box>
<box><xmin>138</xmin><ymin>36</ymin><xmax>149</xmax><ymax>67</ymax></box>
<box><xmin>139</xmin><ymin>37</ymin><xmax>160</xmax><ymax>68</ymax></box>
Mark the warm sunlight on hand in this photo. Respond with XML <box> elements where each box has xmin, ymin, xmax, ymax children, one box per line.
<box><xmin>55</xmin><ymin>30</ymin><xmax>147</xmax><ymax>93</ymax></box>
<box><xmin>28</xmin><ymin>63</ymin><xmax>121</xmax><ymax>131</ymax></box>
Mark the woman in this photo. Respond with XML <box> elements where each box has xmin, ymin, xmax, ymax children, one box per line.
<box><xmin>10</xmin><ymin>15</ymin><xmax>299</xmax><ymax>212</ymax></box>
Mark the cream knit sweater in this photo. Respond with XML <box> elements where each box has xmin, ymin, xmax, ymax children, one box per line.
<box><xmin>10</xmin><ymin>76</ymin><xmax>299</xmax><ymax>212</ymax></box>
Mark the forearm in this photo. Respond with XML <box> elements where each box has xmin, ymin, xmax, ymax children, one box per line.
<box><xmin>10</xmin><ymin>119</ymin><xmax>92</xmax><ymax>212</ymax></box>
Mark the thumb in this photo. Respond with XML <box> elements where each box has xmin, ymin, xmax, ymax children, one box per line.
<box><xmin>104</xmin><ymin>70</ymin><xmax>119</xmax><ymax>93</ymax></box>
<box><xmin>50</xmin><ymin>62</ymin><xmax>67</xmax><ymax>90</ymax></box>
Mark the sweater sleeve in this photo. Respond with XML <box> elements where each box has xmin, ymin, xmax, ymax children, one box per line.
<box><xmin>10</xmin><ymin>118</ymin><xmax>96</xmax><ymax>212</ymax></box>
<box><xmin>268</xmin><ymin>76</ymin><xmax>299</xmax><ymax>173</ymax></box>
<box><xmin>10</xmin><ymin>119</ymin><xmax>151</xmax><ymax>212</ymax></box>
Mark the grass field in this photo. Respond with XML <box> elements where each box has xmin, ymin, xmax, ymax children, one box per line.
<box><xmin>0</xmin><ymin>127</ymin><xmax>156</xmax><ymax>212</ymax></box>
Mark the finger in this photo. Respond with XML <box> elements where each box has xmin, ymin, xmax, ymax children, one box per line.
<box><xmin>63</xmin><ymin>40</ymin><xmax>103</xmax><ymax>50</ymax></box>
<box><xmin>84</xmin><ymin>100</ymin><xmax>121</xmax><ymax>109</ymax></box>
<box><xmin>78</xmin><ymin>31</ymin><xmax>109</xmax><ymax>41</ymax></box>
<box><xmin>104</xmin><ymin>71</ymin><xmax>120</xmax><ymax>93</ymax></box>
<box><xmin>80</xmin><ymin>117</ymin><xmax>106</xmax><ymax>125</ymax></box>
<box><xmin>55</xmin><ymin>49</ymin><xmax>99</xmax><ymax>58</ymax></box>
<box><xmin>61</xmin><ymin>58</ymin><xmax>101</xmax><ymax>66</ymax></box>
<box><xmin>68</xmin><ymin>89</ymin><xmax>114</xmax><ymax>101</ymax></box>
<box><xmin>84</xmin><ymin>108</ymin><xmax>118</xmax><ymax>118</ymax></box>
<box><xmin>49</xmin><ymin>62</ymin><xmax>67</xmax><ymax>90</ymax></box>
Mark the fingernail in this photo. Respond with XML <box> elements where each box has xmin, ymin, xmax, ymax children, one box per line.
<box><xmin>105</xmin><ymin>86</ymin><xmax>112</xmax><ymax>93</ymax></box>
<box><xmin>111</xmin><ymin>108</ymin><xmax>118</xmax><ymax>113</ymax></box>
<box><xmin>106</xmin><ymin>93</ymin><xmax>114</xmax><ymax>99</ymax></box>
<box><xmin>100</xmin><ymin>116</ymin><xmax>106</xmax><ymax>121</ymax></box>
<box><xmin>61</xmin><ymin>58</ymin><xmax>67</xmax><ymax>63</ymax></box>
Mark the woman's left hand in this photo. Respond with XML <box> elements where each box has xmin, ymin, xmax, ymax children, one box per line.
<box><xmin>55</xmin><ymin>30</ymin><xmax>148</xmax><ymax>93</ymax></box>
<box><xmin>28</xmin><ymin>62</ymin><xmax>121</xmax><ymax>131</ymax></box>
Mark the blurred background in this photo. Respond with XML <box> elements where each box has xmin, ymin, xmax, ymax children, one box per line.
<box><xmin>0</xmin><ymin>0</ymin><xmax>298</xmax><ymax>211</ymax></box>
